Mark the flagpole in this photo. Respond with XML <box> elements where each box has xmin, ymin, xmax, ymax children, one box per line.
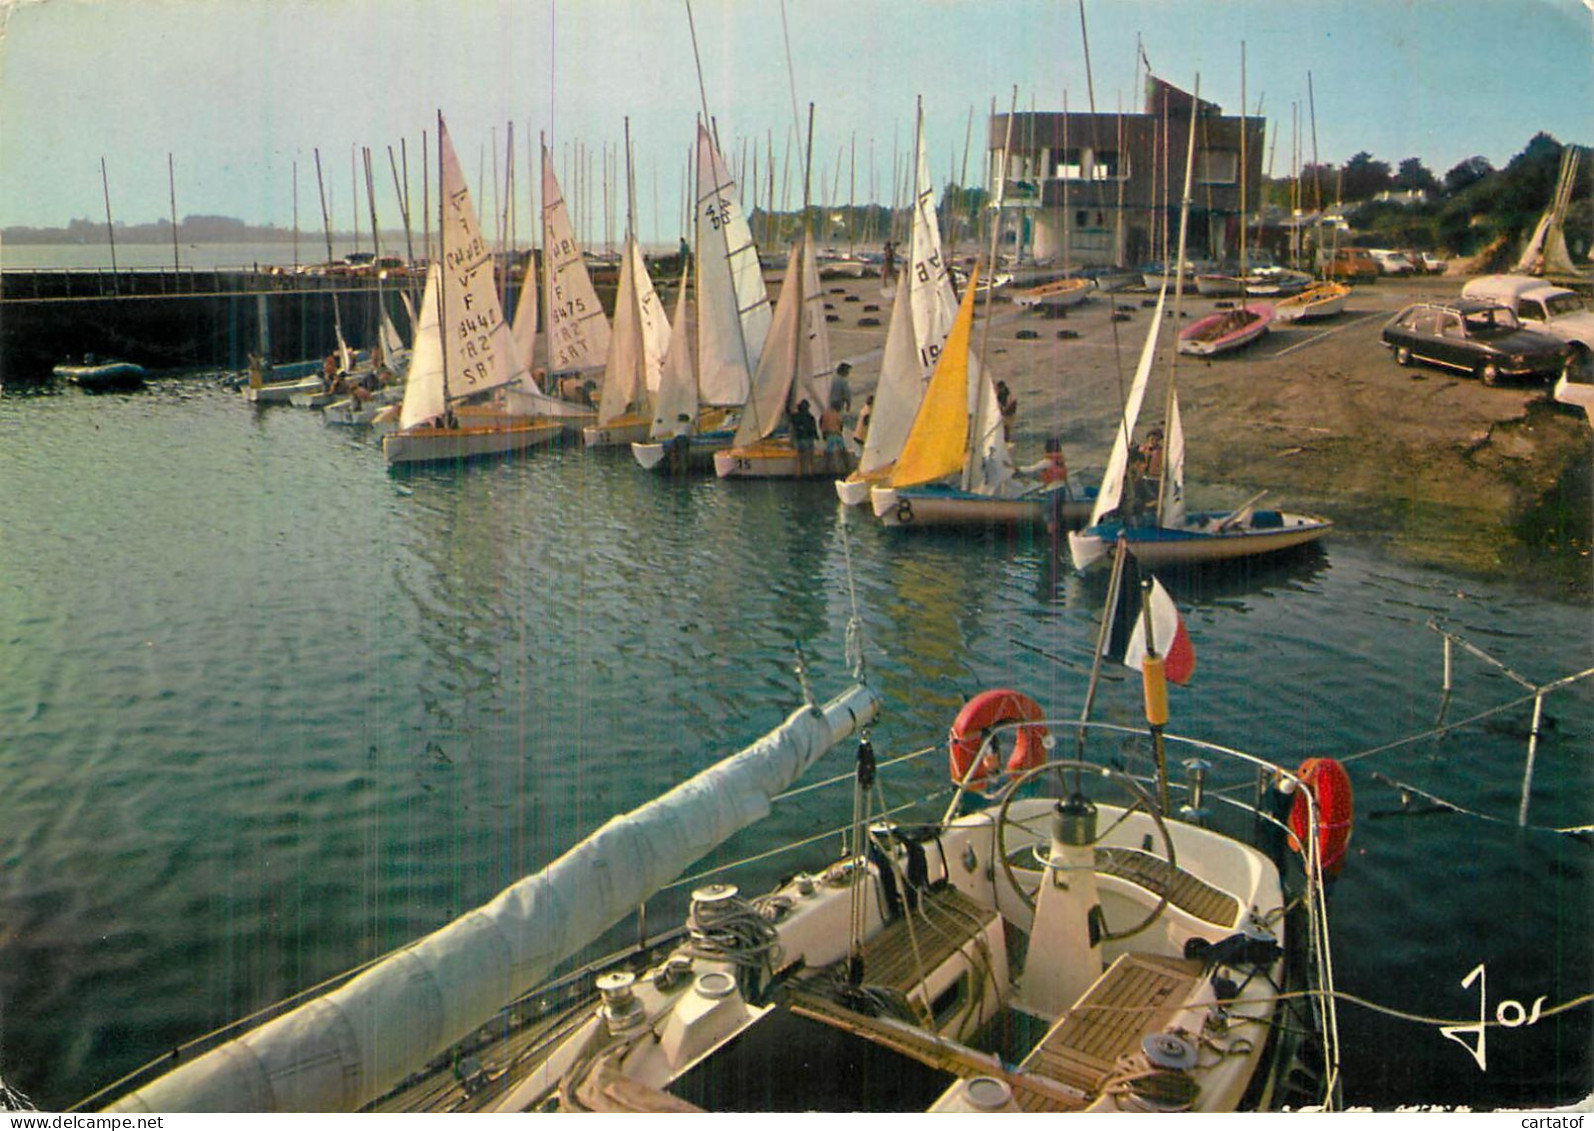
<box><xmin>1138</xmin><ymin>575</ymin><xmax>1171</xmax><ymax>813</ymax></box>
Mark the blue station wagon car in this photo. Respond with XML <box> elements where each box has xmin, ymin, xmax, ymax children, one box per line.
<box><xmin>1380</xmin><ymin>299</ymin><xmax>1571</xmax><ymax>385</ymax></box>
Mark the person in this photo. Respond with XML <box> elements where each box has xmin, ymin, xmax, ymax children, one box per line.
<box><xmin>1138</xmin><ymin>428</ymin><xmax>1165</xmax><ymax>479</ymax></box>
<box><xmin>818</xmin><ymin>401</ymin><xmax>848</xmax><ymax>474</ymax></box>
<box><xmin>790</xmin><ymin>398</ymin><xmax>820</xmax><ymax>477</ymax></box>
<box><xmin>829</xmin><ymin>368</ymin><xmax>852</xmax><ymax>415</ymax></box>
<box><xmin>882</xmin><ymin>240</ymin><xmax>897</xmax><ymax>279</ymax></box>
<box><xmin>1020</xmin><ymin>436</ymin><xmax>1069</xmax><ymax>485</ymax></box>
<box><xmin>995</xmin><ymin>380</ymin><xmax>1017</xmax><ymax>441</ymax></box>
<box><xmin>852</xmin><ymin>395</ymin><xmax>874</xmax><ymax>447</ymax></box>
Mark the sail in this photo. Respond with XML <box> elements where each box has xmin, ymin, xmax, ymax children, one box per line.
<box><xmin>857</xmin><ymin>265</ymin><xmax>922</xmax><ymax>475</ymax></box>
<box><xmin>695</xmin><ymin>122</ymin><xmax>771</xmax><ymax>407</ymax></box>
<box><xmin>509</xmin><ymin>248</ymin><xmax>539</xmax><ymax>377</ymax></box>
<box><xmin>541</xmin><ymin>146</ymin><xmax>611</xmax><ymax>374</ymax></box>
<box><xmin>858</xmin><ymin>108</ymin><xmax>958</xmax><ymax>478</ymax></box>
<box><xmin>108</xmin><ymin>683</ymin><xmax>880</xmax><ymax>1113</ymax></box>
<box><xmin>732</xmin><ymin>230</ymin><xmax>831</xmax><ymax>446</ymax></box>
<box><xmin>906</xmin><ymin>110</ymin><xmax>958</xmax><ymax>385</ymax></box>
<box><xmin>1089</xmin><ymin>287</ymin><xmax>1167</xmax><ymax>526</ymax></box>
<box><xmin>378</xmin><ymin>304</ymin><xmax>405</xmax><ymax>362</ymax></box>
<box><xmin>596</xmin><ymin>234</ymin><xmax>648</xmax><ymax>425</ymax></box>
<box><xmin>963</xmin><ymin>351</ymin><xmax>1016</xmax><ymax>495</ymax></box>
<box><xmin>888</xmin><ymin>263</ymin><xmax>978</xmax><ymax>488</ymax></box>
<box><xmin>1162</xmin><ymin>389</ymin><xmax>1187</xmax><ymax>528</ymax></box>
<box><xmin>435</xmin><ymin>117</ymin><xmax>520</xmax><ymax>402</ymax></box>
<box><xmin>397</xmin><ymin>264</ymin><xmax>444</xmax><ymax>429</ymax></box>
<box><xmin>649</xmin><ymin>267</ymin><xmax>697</xmax><ymax>439</ymax></box>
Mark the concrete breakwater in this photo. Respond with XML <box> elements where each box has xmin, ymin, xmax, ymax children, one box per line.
<box><xmin>0</xmin><ymin>268</ymin><xmax>519</xmax><ymax>381</ymax></box>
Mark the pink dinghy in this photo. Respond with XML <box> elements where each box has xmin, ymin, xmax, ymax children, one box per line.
<box><xmin>1177</xmin><ymin>303</ymin><xmax>1273</xmax><ymax>356</ymax></box>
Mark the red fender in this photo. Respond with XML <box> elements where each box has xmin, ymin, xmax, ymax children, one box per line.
<box><xmin>949</xmin><ymin>689</ymin><xmax>1049</xmax><ymax>789</ymax></box>
<box><xmin>1288</xmin><ymin>758</ymin><xmax>1355</xmax><ymax>878</ymax></box>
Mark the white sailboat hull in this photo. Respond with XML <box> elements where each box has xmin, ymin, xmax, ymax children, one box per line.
<box><xmin>382</xmin><ymin>417</ymin><xmax>567</xmax><ymax>467</ymax></box>
<box><xmin>714</xmin><ymin>438</ymin><xmax>854</xmax><ymax>480</ymax></box>
<box><xmin>871</xmin><ymin>482</ymin><xmax>1091</xmax><ymax>528</ymax></box>
<box><xmin>583</xmin><ymin>413</ymin><xmax>653</xmax><ymax>448</ymax></box>
<box><xmin>1072</xmin><ymin>510</ymin><xmax>1333</xmax><ymax>569</ymax></box>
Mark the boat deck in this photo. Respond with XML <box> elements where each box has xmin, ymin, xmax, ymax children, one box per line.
<box><xmin>1019</xmin><ymin>952</ymin><xmax>1203</xmax><ymax>1098</ymax></box>
<box><xmin>1096</xmin><ymin>846</ymin><xmax>1241</xmax><ymax>926</ymax></box>
<box><xmin>852</xmin><ymin>885</ymin><xmax>998</xmax><ymax>994</ymax></box>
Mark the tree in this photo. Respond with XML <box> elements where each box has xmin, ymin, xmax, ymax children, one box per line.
<box><xmin>1443</xmin><ymin>156</ymin><xmax>1494</xmax><ymax>194</ymax></box>
<box><xmin>1394</xmin><ymin>158</ymin><xmax>1438</xmax><ymax>196</ymax></box>
<box><xmin>1339</xmin><ymin>152</ymin><xmax>1392</xmax><ymax>201</ymax></box>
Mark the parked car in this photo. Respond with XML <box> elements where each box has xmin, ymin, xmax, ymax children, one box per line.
<box><xmin>1319</xmin><ymin>248</ymin><xmax>1379</xmax><ymax>282</ymax></box>
<box><xmin>1461</xmin><ymin>275</ymin><xmax>1594</xmax><ymax>376</ymax></box>
<box><xmin>1380</xmin><ymin>299</ymin><xmax>1570</xmax><ymax>385</ymax></box>
<box><xmin>1415</xmin><ymin>251</ymin><xmax>1447</xmax><ymax>275</ymax></box>
<box><xmin>1369</xmin><ymin>249</ymin><xmax>1417</xmax><ymax>276</ymax></box>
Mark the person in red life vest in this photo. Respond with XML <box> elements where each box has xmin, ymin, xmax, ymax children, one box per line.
<box><xmin>1020</xmin><ymin>435</ymin><xmax>1069</xmax><ymax>484</ymax></box>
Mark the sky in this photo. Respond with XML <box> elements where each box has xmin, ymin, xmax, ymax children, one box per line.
<box><xmin>0</xmin><ymin>0</ymin><xmax>1590</xmax><ymax>249</ymax></box>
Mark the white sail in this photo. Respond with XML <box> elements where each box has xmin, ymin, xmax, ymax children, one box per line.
<box><xmin>733</xmin><ymin>230</ymin><xmax>831</xmax><ymax>446</ymax></box>
<box><xmin>858</xmin><ymin>107</ymin><xmax>958</xmax><ymax>478</ymax></box>
<box><xmin>435</xmin><ymin>117</ymin><xmax>520</xmax><ymax>403</ymax></box>
<box><xmin>649</xmin><ymin>267</ymin><xmax>697</xmax><ymax>439</ymax></box>
<box><xmin>695</xmin><ymin>122</ymin><xmax>771</xmax><ymax>407</ymax></box>
<box><xmin>541</xmin><ymin>146</ymin><xmax>611</xmax><ymax>374</ymax></box>
<box><xmin>509</xmin><ymin>248</ymin><xmax>539</xmax><ymax>379</ymax></box>
<box><xmin>857</xmin><ymin>265</ymin><xmax>922</xmax><ymax>475</ymax></box>
<box><xmin>378</xmin><ymin>305</ymin><xmax>405</xmax><ymax>362</ymax></box>
<box><xmin>108</xmin><ymin>684</ymin><xmax>880</xmax><ymax>1113</ymax></box>
<box><xmin>396</xmin><ymin>264</ymin><xmax>444</xmax><ymax>430</ymax></box>
<box><xmin>596</xmin><ymin>234</ymin><xmax>649</xmax><ymax>425</ymax></box>
<box><xmin>1163</xmin><ymin>388</ymin><xmax>1187</xmax><ymax>529</ymax></box>
<box><xmin>963</xmin><ymin>353</ymin><xmax>1015</xmax><ymax>494</ymax></box>
<box><xmin>1067</xmin><ymin>287</ymin><xmax>1167</xmax><ymax>569</ymax></box>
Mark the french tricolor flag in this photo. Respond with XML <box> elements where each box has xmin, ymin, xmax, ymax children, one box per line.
<box><xmin>1123</xmin><ymin>577</ymin><xmax>1195</xmax><ymax>685</ymax></box>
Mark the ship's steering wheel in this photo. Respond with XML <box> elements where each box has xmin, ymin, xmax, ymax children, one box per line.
<box><xmin>993</xmin><ymin>759</ymin><xmax>1174</xmax><ymax>943</ymax></box>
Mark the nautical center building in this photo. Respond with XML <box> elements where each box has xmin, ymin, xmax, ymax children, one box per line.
<box><xmin>989</xmin><ymin>78</ymin><xmax>1264</xmax><ymax>269</ymax></box>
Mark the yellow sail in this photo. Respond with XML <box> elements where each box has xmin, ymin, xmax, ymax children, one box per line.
<box><xmin>887</xmin><ymin>263</ymin><xmax>978</xmax><ymax>488</ymax></box>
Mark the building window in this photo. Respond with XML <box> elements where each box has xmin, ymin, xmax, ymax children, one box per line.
<box><xmin>1197</xmin><ymin>150</ymin><xmax>1238</xmax><ymax>185</ymax></box>
<box><xmin>1055</xmin><ymin>148</ymin><xmax>1127</xmax><ymax>182</ymax></box>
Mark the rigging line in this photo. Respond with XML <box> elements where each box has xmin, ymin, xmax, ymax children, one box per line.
<box><xmin>778</xmin><ymin>0</ymin><xmax>807</xmax><ymax>203</ymax></box>
<box><xmin>777</xmin><ymin>744</ymin><xmax>939</xmax><ymax>801</ymax></box>
<box><xmin>658</xmin><ymin>787</ymin><xmax>956</xmax><ymax>893</ymax></box>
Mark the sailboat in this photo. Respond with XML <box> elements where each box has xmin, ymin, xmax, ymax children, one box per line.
<box><xmin>1069</xmin><ymin>79</ymin><xmax>1333</xmax><ymax>571</ymax></box>
<box><xmin>869</xmin><ymin>263</ymin><xmax>1091</xmax><ymax>529</ymax></box>
<box><xmin>632</xmin><ymin>122</ymin><xmax>771</xmax><ymax>473</ymax></box>
<box><xmin>538</xmin><ymin>142</ymin><xmax>612</xmax><ymax>386</ymax></box>
<box><xmin>92</xmin><ymin>581</ymin><xmax>1345</xmax><ymax>1114</ymax></box>
<box><xmin>322</xmin><ymin>303</ymin><xmax>410</xmax><ymax>426</ymax></box>
<box><xmin>381</xmin><ymin>115</ymin><xmax>569</xmax><ymax>468</ymax></box>
<box><xmin>1272</xmin><ymin>280</ymin><xmax>1349</xmax><ymax>324</ymax></box>
<box><xmin>835</xmin><ymin>104</ymin><xmax>958</xmax><ymax>506</ymax></box>
<box><xmin>1178</xmin><ymin>53</ymin><xmax>1271</xmax><ymax>357</ymax></box>
<box><xmin>582</xmin><ymin>233</ymin><xmax>671</xmax><ymax>447</ymax></box>
<box><xmin>712</xmin><ymin>228</ymin><xmax>842</xmax><ymax>479</ymax></box>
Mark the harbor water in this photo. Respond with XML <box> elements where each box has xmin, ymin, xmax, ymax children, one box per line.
<box><xmin>0</xmin><ymin>377</ymin><xmax>1589</xmax><ymax>1110</ymax></box>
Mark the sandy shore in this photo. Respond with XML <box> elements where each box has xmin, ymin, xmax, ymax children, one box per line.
<box><xmin>810</xmin><ymin>271</ymin><xmax>1591</xmax><ymax>598</ymax></box>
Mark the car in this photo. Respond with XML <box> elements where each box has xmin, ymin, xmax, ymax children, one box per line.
<box><xmin>1416</xmin><ymin>251</ymin><xmax>1447</xmax><ymax>275</ymax></box>
<box><xmin>1369</xmin><ymin>249</ymin><xmax>1417</xmax><ymax>276</ymax></box>
<box><xmin>1319</xmin><ymin>248</ymin><xmax>1379</xmax><ymax>282</ymax></box>
<box><xmin>1461</xmin><ymin>275</ymin><xmax>1594</xmax><ymax>376</ymax></box>
<box><xmin>1380</xmin><ymin>299</ymin><xmax>1571</xmax><ymax>385</ymax></box>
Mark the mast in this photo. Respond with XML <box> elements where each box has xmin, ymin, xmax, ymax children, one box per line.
<box><xmin>167</xmin><ymin>153</ymin><xmax>180</xmax><ymax>273</ymax></box>
<box><xmin>100</xmin><ymin>157</ymin><xmax>119</xmax><ymax>289</ymax></box>
<box><xmin>1239</xmin><ymin>41</ymin><xmax>1248</xmax><ymax>279</ymax></box>
<box><xmin>968</xmin><ymin>86</ymin><xmax>1017</xmax><ymax>492</ymax></box>
<box><xmin>436</xmin><ymin>113</ymin><xmax>451</xmax><ymax>406</ymax></box>
<box><xmin>314</xmin><ymin>147</ymin><xmax>334</xmax><ymax>266</ymax></box>
<box><xmin>1155</xmin><ymin>76</ymin><xmax>1201</xmax><ymax>526</ymax></box>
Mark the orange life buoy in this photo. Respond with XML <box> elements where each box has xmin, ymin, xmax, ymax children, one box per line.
<box><xmin>1287</xmin><ymin>758</ymin><xmax>1354</xmax><ymax>878</ymax></box>
<box><xmin>949</xmin><ymin>689</ymin><xmax>1049</xmax><ymax>788</ymax></box>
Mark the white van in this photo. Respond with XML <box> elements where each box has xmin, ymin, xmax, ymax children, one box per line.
<box><xmin>1463</xmin><ymin>275</ymin><xmax>1594</xmax><ymax>420</ymax></box>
